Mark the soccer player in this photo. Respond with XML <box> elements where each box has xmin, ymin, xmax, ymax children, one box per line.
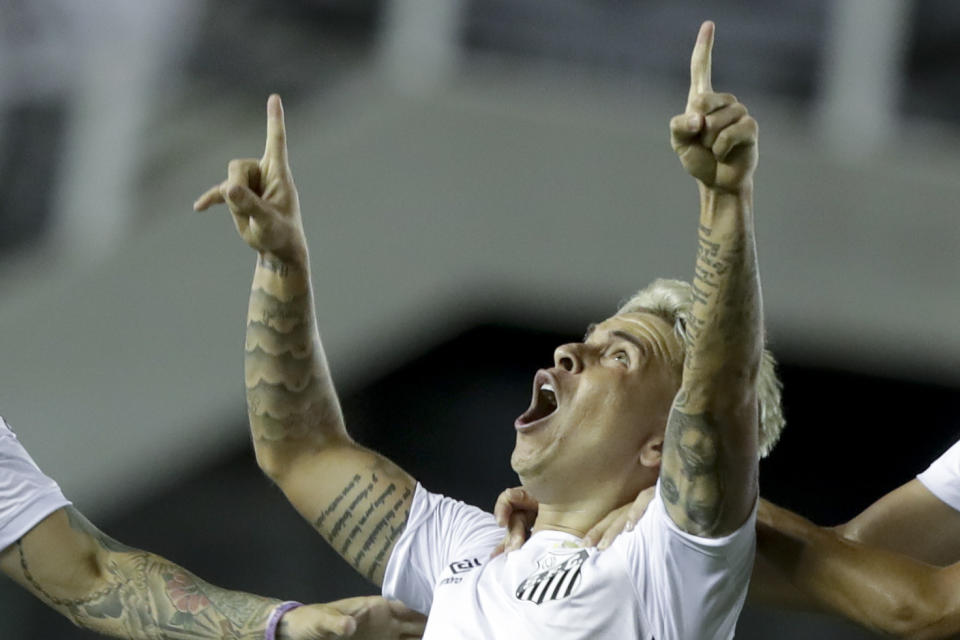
<box><xmin>499</xmin><ymin>437</ymin><xmax>960</xmax><ymax>637</ymax></box>
<box><xmin>0</xmin><ymin>416</ymin><xmax>425</xmax><ymax>639</ymax></box>
<box><xmin>195</xmin><ymin>21</ymin><xmax>783</xmax><ymax>639</ymax></box>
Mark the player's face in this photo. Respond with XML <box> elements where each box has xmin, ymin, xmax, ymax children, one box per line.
<box><xmin>511</xmin><ymin>312</ymin><xmax>682</xmax><ymax>501</ymax></box>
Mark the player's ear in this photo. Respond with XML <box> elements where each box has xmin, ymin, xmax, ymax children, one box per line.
<box><xmin>639</xmin><ymin>435</ymin><xmax>663</xmax><ymax>468</ymax></box>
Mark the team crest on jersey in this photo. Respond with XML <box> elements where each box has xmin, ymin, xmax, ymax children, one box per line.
<box><xmin>515</xmin><ymin>548</ymin><xmax>588</xmax><ymax>605</ymax></box>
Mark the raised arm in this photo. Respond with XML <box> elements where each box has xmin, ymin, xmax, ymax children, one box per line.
<box><xmin>758</xmin><ymin>499</ymin><xmax>960</xmax><ymax>639</ymax></box>
<box><xmin>660</xmin><ymin>21</ymin><xmax>762</xmax><ymax>536</ymax></box>
<box><xmin>0</xmin><ymin>506</ymin><xmax>424</xmax><ymax>639</ymax></box>
<box><xmin>194</xmin><ymin>95</ymin><xmax>416</xmax><ymax>586</ymax></box>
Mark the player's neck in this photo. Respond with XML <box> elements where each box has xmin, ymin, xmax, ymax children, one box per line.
<box><xmin>529</xmin><ymin>475</ymin><xmax>657</xmax><ymax>538</ymax></box>
<box><xmin>530</xmin><ymin>495</ymin><xmax>624</xmax><ymax>539</ymax></box>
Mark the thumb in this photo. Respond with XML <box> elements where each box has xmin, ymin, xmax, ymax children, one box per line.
<box><xmin>288</xmin><ymin>605</ymin><xmax>357</xmax><ymax>640</ymax></box>
<box><xmin>224</xmin><ymin>184</ymin><xmax>271</xmax><ymax>225</ymax></box>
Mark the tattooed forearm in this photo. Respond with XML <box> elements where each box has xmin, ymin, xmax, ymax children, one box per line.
<box><xmin>17</xmin><ymin>507</ymin><xmax>279</xmax><ymax>639</ymax></box>
<box><xmin>245</xmin><ymin>255</ymin><xmax>346</xmax><ymax>448</ymax></box>
<box><xmin>684</xmin><ymin>216</ymin><xmax>759</xmax><ymax>374</ymax></box>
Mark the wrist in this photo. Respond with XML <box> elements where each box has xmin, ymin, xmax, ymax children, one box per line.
<box><xmin>699</xmin><ymin>179</ymin><xmax>753</xmax><ymax>199</ymax></box>
<box><xmin>258</xmin><ymin>250</ymin><xmax>309</xmax><ymax>275</ymax></box>
<box><xmin>265</xmin><ymin>601</ymin><xmax>303</xmax><ymax>640</ymax></box>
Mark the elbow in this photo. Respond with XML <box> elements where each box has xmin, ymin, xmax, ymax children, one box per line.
<box><xmin>253</xmin><ymin>432</ymin><xmax>351</xmax><ymax>482</ymax></box>
<box><xmin>254</xmin><ymin>444</ymin><xmax>293</xmax><ymax>481</ymax></box>
<box><xmin>876</xmin><ymin>590</ymin><xmax>950</xmax><ymax>639</ymax></box>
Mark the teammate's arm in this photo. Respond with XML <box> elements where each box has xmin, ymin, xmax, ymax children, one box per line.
<box><xmin>758</xmin><ymin>499</ymin><xmax>960</xmax><ymax>639</ymax></box>
<box><xmin>660</xmin><ymin>21</ymin><xmax>763</xmax><ymax>537</ymax></box>
<box><xmin>836</xmin><ymin>478</ymin><xmax>960</xmax><ymax>566</ymax></box>
<box><xmin>0</xmin><ymin>506</ymin><xmax>421</xmax><ymax>639</ymax></box>
<box><xmin>194</xmin><ymin>95</ymin><xmax>416</xmax><ymax>586</ymax></box>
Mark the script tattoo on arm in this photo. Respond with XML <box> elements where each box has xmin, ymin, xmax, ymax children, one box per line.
<box><xmin>16</xmin><ymin>507</ymin><xmax>279</xmax><ymax>639</ymax></box>
<box><xmin>313</xmin><ymin>458</ymin><xmax>413</xmax><ymax>583</ymax></box>
<box><xmin>661</xmin><ymin>191</ymin><xmax>762</xmax><ymax>536</ymax></box>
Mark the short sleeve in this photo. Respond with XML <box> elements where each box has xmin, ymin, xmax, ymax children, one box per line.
<box><xmin>0</xmin><ymin>417</ymin><xmax>71</xmax><ymax>551</ymax></box>
<box><xmin>381</xmin><ymin>484</ymin><xmax>503</xmax><ymax>614</ymax></box>
<box><xmin>618</xmin><ymin>484</ymin><xmax>756</xmax><ymax>640</ymax></box>
<box><xmin>917</xmin><ymin>439</ymin><xmax>960</xmax><ymax>512</ymax></box>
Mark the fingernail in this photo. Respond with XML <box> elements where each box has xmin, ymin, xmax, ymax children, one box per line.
<box><xmin>342</xmin><ymin>616</ymin><xmax>357</xmax><ymax>636</ymax></box>
<box><xmin>625</xmin><ymin>520</ymin><xmax>635</xmax><ymax>532</ymax></box>
<box><xmin>688</xmin><ymin>114</ymin><xmax>700</xmax><ymax>130</ymax></box>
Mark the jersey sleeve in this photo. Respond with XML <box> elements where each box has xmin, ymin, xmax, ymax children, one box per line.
<box><xmin>0</xmin><ymin>417</ymin><xmax>71</xmax><ymax>552</ymax></box>
<box><xmin>381</xmin><ymin>483</ymin><xmax>503</xmax><ymax>614</ymax></box>
<box><xmin>917</xmin><ymin>439</ymin><xmax>960</xmax><ymax>512</ymax></box>
<box><xmin>618</xmin><ymin>482</ymin><xmax>756</xmax><ymax>640</ymax></box>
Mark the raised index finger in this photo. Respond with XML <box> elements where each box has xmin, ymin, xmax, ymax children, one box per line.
<box><xmin>687</xmin><ymin>21</ymin><xmax>715</xmax><ymax>108</ymax></box>
<box><xmin>263</xmin><ymin>93</ymin><xmax>289</xmax><ymax>166</ymax></box>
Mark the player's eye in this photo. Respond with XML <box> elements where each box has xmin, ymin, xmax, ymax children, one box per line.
<box><xmin>612</xmin><ymin>351</ymin><xmax>629</xmax><ymax>366</ymax></box>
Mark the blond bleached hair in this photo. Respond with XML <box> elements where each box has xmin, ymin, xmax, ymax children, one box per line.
<box><xmin>616</xmin><ymin>278</ymin><xmax>785</xmax><ymax>458</ymax></box>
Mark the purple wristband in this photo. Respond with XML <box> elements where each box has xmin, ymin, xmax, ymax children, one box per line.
<box><xmin>265</xmin><ymin>601</ymin><xmax>303</xmax><ymax>640</ymax></box>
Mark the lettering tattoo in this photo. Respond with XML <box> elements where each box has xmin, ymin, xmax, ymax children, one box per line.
<box><xmin>686</xmin><ymin>220</ymin><xmax>759</xmax><ymax>367</ymax></box>
<box><xmin>314</xmin><ymin>461</ymin><xmax>412</xmax><ymax>583</ymax></box>
<box><xmin>16</xmin><ymin>507</ymin><xmax>278</xmax><ymax>639</ymax></box>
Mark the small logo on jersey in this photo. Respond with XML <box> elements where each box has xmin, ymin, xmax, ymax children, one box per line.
<box><xmin>515</xmin><ymin>549</ymin><xmax>588</xmax><ymax>605</ymax></box>
<box><xmin>450</xmin><ymin>558</ymin><xmax>482</xmax><ymax>575</ymax></box>
<box><xmin>439</xmin><ymin>557</ymin><xmax>482</xmax><ymax>587</ymax></box>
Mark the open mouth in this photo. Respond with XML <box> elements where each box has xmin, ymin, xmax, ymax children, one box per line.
<box><xmin>515</xmin><ymin>369</ymin><xmax>559</xmax><ymax>431</ymax></box>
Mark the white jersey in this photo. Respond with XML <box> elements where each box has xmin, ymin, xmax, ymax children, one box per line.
<box><xmin>382</xmin><ymin>483</ymin><xmax>755</xmax><ymax>639</ymax></box>
<box><xmin>917</xmin><ymin>439</ymin><xmax>960</xmax><ymax>512</ymax></box>
<box><xmin>0</xmin><ymin>417</ymin><xmax>71</xmax><ymax>552</ymax></box>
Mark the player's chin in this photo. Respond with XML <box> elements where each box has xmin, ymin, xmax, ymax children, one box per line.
<box><xmin>510</xmin><ymin>446</ymin><xmax>542</xmax><ymax>479</ymax></box>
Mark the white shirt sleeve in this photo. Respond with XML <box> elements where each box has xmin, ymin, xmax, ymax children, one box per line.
<box><xmin>619</xmin><ymin>483</ymin><xmax>756</xmax><ymax>640</ymax></box>
<box><xmin>0</xmin><ymin>417</ymin><xmax>71</xmax><ymax>552</ymax></box>
<box><xmin>381</xmin><ymin>483</ymin><xmax>504</xmax><ymax>614</ymax></box>
<box><xmin>917</xmin><ymin>439</ymin><xmax>960</xmax><ymax>512</ymax></box>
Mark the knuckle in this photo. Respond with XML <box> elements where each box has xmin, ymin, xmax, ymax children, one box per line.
<box><xmin>692</xmin><ymin>95</ymin><xmax>711</xmax><ymax>111</ymax></box>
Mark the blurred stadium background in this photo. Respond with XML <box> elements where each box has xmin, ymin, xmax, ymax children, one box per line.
<box><xmin>1</xmin><ymin>1</ymin><xmax>958</xmax><ymax>637</ymax></box>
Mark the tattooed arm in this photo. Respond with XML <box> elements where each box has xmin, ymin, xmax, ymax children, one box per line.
<box><xmin>0</xmin><ymin>507</ymin><xmax>383</xmax><ymax>639</ymax></box>
<box><xmin>659</xmin><ymin>22</ymin><xmax>762</xmax><ymax>537</ymax></box>
<box><xmin>194</xmin><ymin>95</ymin><xmax>417</xmax><ymax>586</ymax></box>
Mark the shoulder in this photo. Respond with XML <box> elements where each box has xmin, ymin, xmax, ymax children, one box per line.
<box><xmin>918</xmin><ymin>439</ymin><xmax>960</xmax><ymax>513</ymax></box>
<box><xmin>407</xmin><ymin>484</ymin><xmax>500</xmax><ymax>540</ymax></box>
<box><xmin>0</xmin><ymin>417</ymin><xmax>72</xmax><ymax>553</ymax></box>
